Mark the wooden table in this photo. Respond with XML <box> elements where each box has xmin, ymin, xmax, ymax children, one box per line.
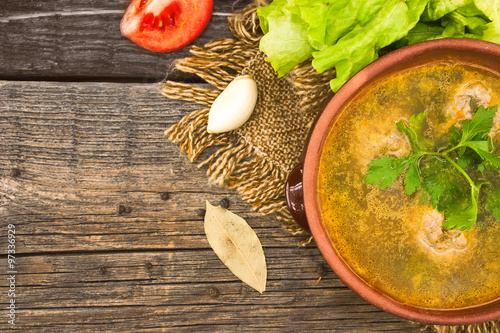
<box><xmin>0</xmin><ymin>1</ymin><xmax>427</xmax><ymax>331</ymax></box>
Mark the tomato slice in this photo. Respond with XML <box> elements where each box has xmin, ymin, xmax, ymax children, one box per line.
<box><xmin>120</xmin><ymin>0</ymin><xmax>213</xmax><ymax>52</ymax></box>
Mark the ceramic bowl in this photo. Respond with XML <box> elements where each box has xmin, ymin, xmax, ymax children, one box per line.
<box><xmin>286</xmin><ymin>38</ymin><xmax>500</xmax><ymax>325</ymax></box>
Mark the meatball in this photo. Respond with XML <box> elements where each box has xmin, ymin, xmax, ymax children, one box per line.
<box><xmin>444</xmin><ymin>83</ymin><xmax>492</xmax><ymax>123</ymax></box>
<box><xmin>419</xmin><ymin>209</ymin><xmax>468</xmax><ymax>253</ymax></box>
<box><xmin>354</xmin><ymin>115</ymin><xmax>412</xmax><ymax>174</ymax></box>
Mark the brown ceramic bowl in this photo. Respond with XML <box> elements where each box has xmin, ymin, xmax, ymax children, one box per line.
<box><xmin>286</xmin><ymin>38</ymin><xmax>500</xmax><ymax>325</ymax></box>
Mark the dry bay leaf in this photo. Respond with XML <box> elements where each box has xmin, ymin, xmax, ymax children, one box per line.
<box><xmin>204</xmin><ymin>200</ymin><xmax>267</xmax><ymax>293</ymax></box>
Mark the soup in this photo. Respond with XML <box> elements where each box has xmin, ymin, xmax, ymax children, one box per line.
<box><xmin>318</xmin><ymin>61</ymin><xmax>500</xmax><ymax>309</ymax></box>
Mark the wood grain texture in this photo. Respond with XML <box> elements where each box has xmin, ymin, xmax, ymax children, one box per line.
<box><xmin>0</xmin><ymin>0</ymin><xmax>250</xmax><ymax>81</ymax></box>
<box><xmin>0</xmin><ymin>80</ymin><xmax>425</xmax><ymax>332</ymax></box>
<box><xmin>0</xmin><ymin>1</ymin><xmax>433</xmax><ymax>331</ymax></box>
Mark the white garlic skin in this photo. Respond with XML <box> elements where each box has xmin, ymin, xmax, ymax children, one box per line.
<box><xmin>207</xmin><ymin>75</ymin><xmax>258</xmax><ymax>134</ymax></box>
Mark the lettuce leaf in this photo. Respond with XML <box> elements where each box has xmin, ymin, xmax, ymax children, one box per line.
<box><xmin>312</xmin><ymin>0</ymin><xmax>429</xmax><ymax>91</ymax></box>
<box><xmin>257</xmin><ymin>0</ymin><xmax>499</xmax><ymax>92</ymax></box>
<box><xmin>442</xmin><ymin>3</ymin><xmax>488</xmax><ymax>38</ymax></box>
<box><xmin>258</xmin><ymin>0</ymin><xmax>429</xmax><ymax>91</ymax></box>
<box><xmin>397</xmin><ymin>1</ymin><xmax>488</xmax><ymax>46</ymax></box>
<box><xmin>393</xmin><ymin>22</ymin><xmax>446</xmax><ymax>46</ymax></box>
<box><xmin>300</xmin><ymin>0</ymin><xmax>361</xmax><ymax>51</ymax></box>
<box><xmin>257</xmin><ymin>0</ymin><xmax>314</xmax><ymax>76</ymax></box>
<box><xmin>474</xmin><ymin>0</ymin><xmax>500</xmax><ymax>43</ymax></box>
<box><xmin>422</xmin><ymin>0</ymin><xmax>471</xmax><ymax>21</ymax></box>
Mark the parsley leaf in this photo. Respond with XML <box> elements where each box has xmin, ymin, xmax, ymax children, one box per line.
<box><xmin>396</xmin><ymin>111</ymin><xmax>431</xmax><ymax>151</ymax></box>
<box><xmin>448</xmin><ymin>125</ymin><xmax>462</xmax><ymax>146</ymax></box>
<box><xmin>419</xmin><ymin>157</ymin><xmax>469</xmax><ymax>211</ymax></box>
<box><xmin>462</xmin><ymin>141</ymin><xmax>500</xmax><ymax>167</ymax></box>
<box><xmin>486</xmin><ymin>186</ymin><xmax>500</xmax><ymax>221</ymax></box>
<box><xmin>442</xmin><ymin>204</ymin><xmax>477</xmax><ymax>230</ymax></box>
<box><xmin>363</xmin><ymin>104</ymin><xmax>500</xmax><ymax>230</ymax></box>
<box><xmin>404</xmin><ymin>157</ymin><xmax>421</xmax><ymax>195</ymax></box>
<box><xmin>459</xmin><ymin>105</ymin><xmax>497</xmax><ymax>144</ymax></box>
<box><xmin>408</xmin><ymin>111</ymin><xmax>432</xmax><ymax>150</ymax></box>
<box><xmin>442</xmin><ymin>182</ymin><xmax>486</xmax><ymax>231</ymax></box>
<box><xmin>364</xmin><ymin>156</ymin><xmax>413</xmax><ymax>190</ymax></box>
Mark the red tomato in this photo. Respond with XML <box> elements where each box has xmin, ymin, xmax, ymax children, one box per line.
<box><xmin>120</xmin><ymin>0</ymin><xmax>213</xmax><ymax>52</ymax></box>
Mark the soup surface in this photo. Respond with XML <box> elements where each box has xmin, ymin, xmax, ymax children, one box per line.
<box><xmin>318</xmin><ymin>61</ymin><xmax>500</xmax><ymax>309</ymax></box>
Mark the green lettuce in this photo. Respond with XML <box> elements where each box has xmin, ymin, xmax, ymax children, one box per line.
<box><xmin>312</xmin><ymin>0</ymin><xmax>429</xmax><ymax>91</ymax></box>
<box><xmin>396</xmin><ymin>1</ymin><xmax>488</xmax><ymax>46</ymax></box>
<box><xmin>474</xmin><ymin>0</ymin><xmax>500</xmax><ymax>43</ymax></box>
<box><xmin>422</xmin><ymin>0</ymin><xmax>470</xmax><ymax>21</ymax></box>
<box><xmin>257</xmin><ymin>0</ymin><xmax>499</xmax><ymax>92</ymax></box>
<box><xmin>258</xmin><ymin>0</ymin><xmax>314</xmax><ymax>76</ymax></box>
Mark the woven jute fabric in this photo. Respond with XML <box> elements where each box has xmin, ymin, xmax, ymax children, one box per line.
<box><xmin>163</xmin><ymin>1</ymin><xmax>499</xmax><ymax>332</ymax></box>
<box><xmin>164</xmin><ymin>0</ymin><xmax>333</xmax><ymax>239</ymax></box>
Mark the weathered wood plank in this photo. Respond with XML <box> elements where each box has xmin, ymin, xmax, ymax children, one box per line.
<box><xmin>1</xmin><ymin>80</ymin><xmax>296</xmax><ymax>252</ymax></box>
<box><xmin>0</xmin><ymin>251</ymin><xmax>422</xmax><ymax>332</ymax></box>
<box><xmin>1</xmin><ymin>80</ymin><xmax>224</xmax><ymax>252</ymax></box>
<box><xmin>0</xmin><ymin>0</ymin><xmax>251</xmax><ymax>81</ymax></box>
<box><xmin>0</xmin><ymin>80</ymin><xmax>425</xmax><ymax>331</ymax></box>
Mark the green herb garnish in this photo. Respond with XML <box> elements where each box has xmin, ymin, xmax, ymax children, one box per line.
<box><xmin>364</xmin><ymin>105</ymin><xmax>500</xmax><ymax>230</ymax></box>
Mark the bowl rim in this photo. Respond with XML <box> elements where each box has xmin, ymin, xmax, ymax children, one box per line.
<box><xmin>302</xmin><ymin>38</ymin><xmax>500</xmax><ymax>325</ymax></box>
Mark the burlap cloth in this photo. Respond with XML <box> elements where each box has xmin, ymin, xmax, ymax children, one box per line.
<box><xmin>163</xmin><ymin>1</ymin><xmax>499</xmax><ymax>332</ymax></box>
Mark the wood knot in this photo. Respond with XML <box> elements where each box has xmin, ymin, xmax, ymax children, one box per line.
<box><xmin>160</xmin><ymin>192</ymin><xmax>170</xmax><ymax>201</ymax></box>
<box><xmin>219</xmin><ymin>198</ymin><xmax>230</xmax><ymax>209</ymax></box>
<box><xmin>10</xmin><ymin>168</ymin><xmax>21</xmax><ymax>178</ymax></box>
<box><xmin>209</xmin><ymin>287</ymin><xmax>220</xmax><ymax>298</ymax></box>
<box><xmin>118</xmin><ymin>205</ymin><xmax>132</xmax><ymax>214</ymax></box>
<box><xmin>195</xmin><ymin>208</ymin><xmax>206</xmax><ymax>218</ymax></box>
<box><xmin>317</xmin><ymin>262</ymin><xmax>329</xmax><ymax>277</ymax></box>
<box><xmin>99</xmin><ymin>266</ymin><xmax>107</xmax><ymax>275</ymax></box>
<box><xmin>145</xmin><ymin>262</ymin><xmax>153</xmax><ymax>270</ymax></box>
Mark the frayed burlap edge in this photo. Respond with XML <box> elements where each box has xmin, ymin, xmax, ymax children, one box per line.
<box><xmin>163</xmin><ymin>0</ymin><xmax>333</xmax><ymax>245</ymax></box>
<box><xmin>162</xmin><ymin>0</ymin><xmax>499</xmax><ymax>331</ymax></box>
<box><xmin>420</xmin><ymin>321</ymin><xmax>499</xmax><ymax>333</ymax></box>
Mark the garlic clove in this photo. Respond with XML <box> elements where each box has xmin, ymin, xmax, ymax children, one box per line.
<box><xmin>207</xmin><ymin>75</ymin><xmax>258</xmax><ymax>134</ymax></box>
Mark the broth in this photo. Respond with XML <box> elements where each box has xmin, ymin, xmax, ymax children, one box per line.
<box><xmin>318</xmin><ymin>61</ymin><xmax>500</xmax><ymax>309</ymax></box>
